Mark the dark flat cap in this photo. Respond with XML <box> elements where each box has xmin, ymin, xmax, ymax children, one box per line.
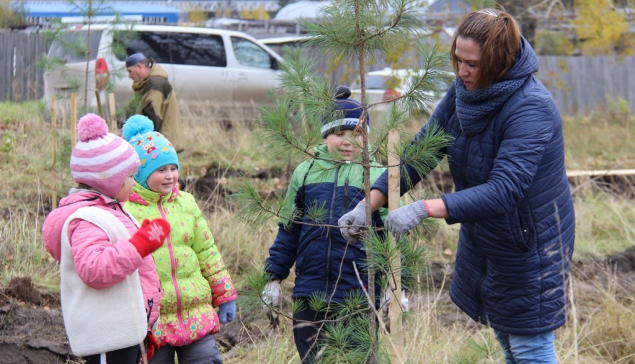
<box><xmin>126</xmin><ymin>52</ymin><xmax>147</xmax><ymax>68</ymax></box>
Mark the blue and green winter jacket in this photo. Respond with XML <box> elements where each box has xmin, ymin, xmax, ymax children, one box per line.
<box><xmin>266</xmin><ymin>143</ymin><xmax>388</xmax><ymax>302</ymax></box>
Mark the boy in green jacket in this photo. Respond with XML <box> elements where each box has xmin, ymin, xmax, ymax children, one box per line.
<box><xmin>262</xmin><ymin>86</ymin><xmax>396</xmax><ymax>363</ymax></box>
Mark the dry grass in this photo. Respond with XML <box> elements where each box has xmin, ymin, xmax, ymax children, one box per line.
<box><xmin>562</xmin><ymin>103</ymin><xmax>635</xmax><ymax>171</ymax></box>
<box><xmin>572</xmin><ymin>184</ymin><xmax>635</xmax><ymax>259</ymax></box>
<box><xmin>177</xmin><ymin>105</ymin><xmax>289</xmax><ymax>175</ymax></box>
<box><xmin>1</xmin><ymin>101</ymin><xmax>635</xmax><ymax>362</ymax></box>
<box><xmin>223</xmin><ymin>272</ymin><xmax>635</xmax><ymax>363</ymax></box>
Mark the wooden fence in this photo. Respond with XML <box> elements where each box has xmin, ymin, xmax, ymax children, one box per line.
<box><xmin>318</xmin><ymin>56</ymin><xmax>635</xmax><ymax>115</ymax></box>
<box><xmin>0</xmin><ymin>31</ymin><xmax>49</xmax><ymax>102</ymax></box>
<box><xmin>293</xmin><ymin>50</ymin><xmax>635</xmax><ymax>116</ymax></box>
<box><xmin>1</xmin><ymin>30</ymin><xmax>634</xmax><ymax>115</ymax></box>
<box><xmin>536</xmin><ymin>55</ymin><xmax>635</xmax><ymax>115</ymax></box>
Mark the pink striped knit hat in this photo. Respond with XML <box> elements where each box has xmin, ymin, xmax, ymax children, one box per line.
<box><xmin>70</xmin><ymin>114</ymin><xmax>140</xmax><ymax>197</ymax></box>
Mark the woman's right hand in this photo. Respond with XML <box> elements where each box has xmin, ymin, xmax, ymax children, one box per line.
<box><xmin>385</xmin><ymin>200</ymin><xmax>430</xmax><ymax>241</ymax></box>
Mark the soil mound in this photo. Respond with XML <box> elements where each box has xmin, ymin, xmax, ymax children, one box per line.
<box><xmin>0</xmin><ymin>278</ymin><xmax>70</xmax><ymax>363</ymax></box>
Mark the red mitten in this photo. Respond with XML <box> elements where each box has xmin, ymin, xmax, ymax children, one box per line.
<box><xmin>145</xmin><ymin>331</ymin><xmax>160</xmax><ymax>361</ymax></box>
<box><xmin>129</xmin><ymin>218</ymin><xmax>170</xmax><ymax>258</ymax></box>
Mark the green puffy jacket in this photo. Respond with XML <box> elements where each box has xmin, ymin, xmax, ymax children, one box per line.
<box><xmin>124</xmin><ymin>185</ymin><xmax>236</xmax><ymax>347</ymax></box>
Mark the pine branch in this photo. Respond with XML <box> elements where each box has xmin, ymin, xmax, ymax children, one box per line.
<box><xmin>242</xmin><ymin>266</ymin><xmax>372</xmax><ymax>327</ymax></box>
<box><xmin>394</xmin><ymin>122</ymin><xmax>455</xmax><ymax>191</ymax></box>
<box><xmin>302</xmin><ymin>0</ymin><xmax>426</xmax><ymax>63</ymax></box>
<box><xmin>352</xmin><ymin>261</ymin><xmax>405</xmax><ymax>363</ymax></box>
<box><xmin>231</xmin><ymin>179</ymin><xmax>386</xmax><ymax>232</ymax></box>
<box><xmin>230</xmin><ymin>179</ymin><xmax>297</xmax><ymax>229</ymax></box>
<box><xmin>363</xmin><ymin>229</ymin><xmax>432</xmax><ymax>292</ymax></box>
<box><xmin>366</xmin><ymin>41</ymin><xmax>452</xmax><ymax>113</ymax></box>
<box><xmin>369</xmin><ymin>104</ymin><xmax>412</xmax><ymax>161</ymax></box>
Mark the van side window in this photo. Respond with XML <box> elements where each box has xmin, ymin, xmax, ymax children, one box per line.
<box><xmin>114</xmin><ymin>31</ymin><xmax>172</xmax><ymax>63</ymax></box>
<box><xmin>49</xmin><ymin>30</ymin><xmax>103</xmax><ymax>62</ymax></box>
<box><xmin>114</xmin><ymin>31</ymin><xmax>227</xmax><ymax>67</ymax></box>
<box><xmin>171</xmin><ymin>33</ymin><xmax>227</xmax><ymax>67</ymax></box>
<box><xmin>231</xmin><ymin>37</ymin><xmax>272</xmax><ymax>69</ymax></box>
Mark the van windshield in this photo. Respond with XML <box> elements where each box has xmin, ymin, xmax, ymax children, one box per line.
<box><xmin>365</xmin><ymin>76</ymin><xmax>390</xmax><ymax>90</ymax></box>
<box><xmin>231</xmin><ymin>37</ymin><xmax>271</xmax><ymax>69</ymax></box>
<box><xmin>48</xmin><ymin>30</ymin><xmax>103</xmax><ymax>63</ymax></box>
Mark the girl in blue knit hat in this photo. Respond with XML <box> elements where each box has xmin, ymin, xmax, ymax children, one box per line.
<box><xmin>122</xmin><ymin>115</ymin><xmax>237</xmax><ymax>364</ymax></box>
<box><xmin>261</xmin><ymin>86</ymin><xmax>389</xmax><ymax>363</ymax></box>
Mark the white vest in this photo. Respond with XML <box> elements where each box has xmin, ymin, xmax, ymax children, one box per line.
<box><xmin>60</xmin><ymin>207</ymin><xmax>146</xmax><ymax>357</ymax></box>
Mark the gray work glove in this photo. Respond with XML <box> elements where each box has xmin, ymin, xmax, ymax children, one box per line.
<box><xmin>262</xmin><ymin>281</ymin><xmax>280</xmax><ymax>327</ymax></box>
<box><xmin>385</xmin><ymin>200</ymin><xmax>429</xmax><ymax>241</ymax></box>
<box><xmin>338</xmin><ymin>202</ymin><xmax>367</xmax><ymax>243</ymax></box>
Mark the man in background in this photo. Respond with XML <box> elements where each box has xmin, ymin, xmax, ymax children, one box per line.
<box><xmin>126</xmin><ymin>52</ymin><xmax>184</xmax><ymax>152</ymax></box>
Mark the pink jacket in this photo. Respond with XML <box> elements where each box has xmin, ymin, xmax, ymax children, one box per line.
<box><xmin>42</xmin><ymin>189</ymin><xmax>162</xmax><ymax>329</ymax></box>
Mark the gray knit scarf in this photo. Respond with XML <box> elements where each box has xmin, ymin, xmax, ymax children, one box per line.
<box><xmin>454</xmin><ymin>76</ymin><xmax>529</xmax><ymax>136</ymax></box>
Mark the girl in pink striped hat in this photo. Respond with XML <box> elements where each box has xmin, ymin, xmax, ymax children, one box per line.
<box><xmin>42</xmin><ymin>113</ymin><xmax>170</xmax><ymax>363</ymax></box>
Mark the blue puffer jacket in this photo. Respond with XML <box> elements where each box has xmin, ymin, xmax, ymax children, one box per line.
<box><xmin>373</xmin><ymin>39</ymin><xmax>575</xmax><ymax>334</ymax></box>
<box><xmin>266</xmin><ymin>144</ymin><xmax>388</xmax><ymax>302</ymax></box>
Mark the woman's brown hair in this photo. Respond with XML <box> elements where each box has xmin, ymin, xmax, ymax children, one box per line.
<box><xmin>450</xmin><ymin>9</ymin><xmax>521</xmax><ymax>90</ymax></box>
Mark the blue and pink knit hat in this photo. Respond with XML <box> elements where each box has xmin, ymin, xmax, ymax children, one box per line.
<box><xmin>122</xmin><ymin>115</ymin><xmax>179</xmax><ymax>190</ymax></box>
<box><xmin>70</xmin><ymin>113</ymin><xmax>140</xmax><ymax>197</ymax></box>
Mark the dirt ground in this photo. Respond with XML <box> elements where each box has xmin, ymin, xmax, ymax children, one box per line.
<box><xmin>0</xmin><ymin>274</ymin><xmax>298</xmax><ymax>364</ymax></box>
<box><xmin>1</xmin><ymin>249</ymin><xmax>635</xmax><ymax>364</ymax></box>
<box><xmin>2</xmin><ymin>175</ymin><xmax>634</xmax><ymax>363</ymax></box>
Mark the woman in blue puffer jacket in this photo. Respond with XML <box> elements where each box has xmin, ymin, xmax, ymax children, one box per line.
<box><xmin>339</xmin><ymin>9</ymin><xmax>575</xmax><ymax>364</ymax></box>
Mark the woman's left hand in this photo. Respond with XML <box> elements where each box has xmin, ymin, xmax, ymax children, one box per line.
<box><xmin>385</xmin><ymin>200</ymin><xmax>430</xmax><ymax>240</ymax></box>
<box><xmin>218</xmin><ymin>300</ymin><xmax>236</xmax><ymax>324</ymax></box>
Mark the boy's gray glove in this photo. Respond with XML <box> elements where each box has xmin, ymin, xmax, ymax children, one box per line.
<box><xmin>385</xmin><ymin>200</ymin><xmax>429</xmax><ymax>241</ymax></box>
<box><xmin>262</xmin><ymin>281</ymin><xmax>280</xmax><ymax>327</ymax></box>
<box><xmin>381</xmin><ymin>289</ymin><xmax>410</xmax><ymax>315</ymax></box>
<box><xmin>338</xmin><ymin>202</ymin><xmax>366</xmax><ymax>243</ymax></box>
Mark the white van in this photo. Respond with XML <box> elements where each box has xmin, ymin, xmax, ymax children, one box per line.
<box><xmin>44</xmin><ymin>24</ymin><xmax>284</xmax><ymax>114</ymax></box>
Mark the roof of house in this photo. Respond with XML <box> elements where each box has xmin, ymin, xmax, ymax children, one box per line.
<box><xmin>24</xmin><ymin>3</ymin><xmax>184</xmax><ymax>22</ymax></box>
<box><xmin>273</xmin><ymin>1</ymin><xmax>330</xmax><ymax>21</ymax></box>
<box><xmin>426</xmin><ymin>0</ymin><xmax>470</xmax><ymax>14</ymax></box>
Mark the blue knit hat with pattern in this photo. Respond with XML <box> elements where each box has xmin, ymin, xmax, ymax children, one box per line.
<box><xmin>122</xmin><ymin>115</ymin><xmax>180</xmax><ymax>189</ymax></box>
<box><xmin>321</xmin><ymin>85</ymin><xmax>370</xmax><ymax>138</ymax></box>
